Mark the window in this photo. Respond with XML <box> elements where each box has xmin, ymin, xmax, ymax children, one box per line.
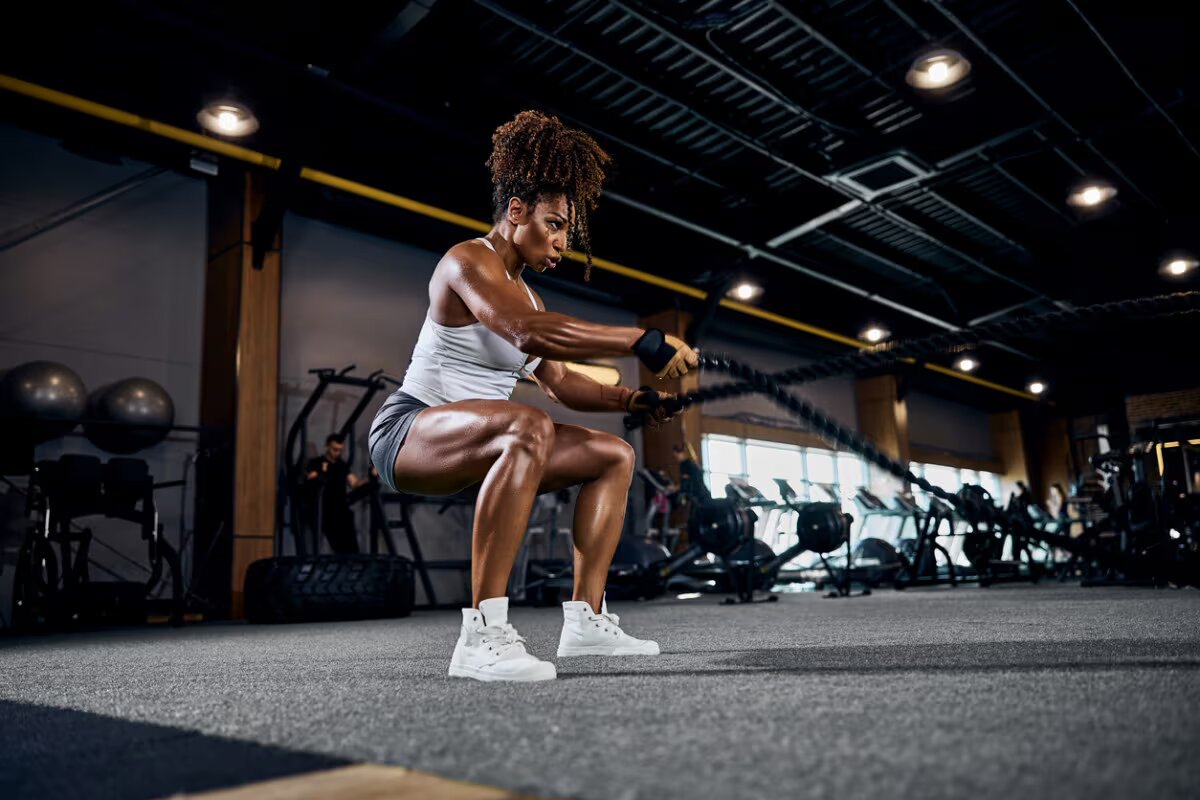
<box><xmin>702</xmin><ymin>435</ymin><xmax>745</xmax><ymax>499</ymax></box>
<box><xmin>836</xmin><ymin>454</ymin><xmax>866</xmax><ymax>514</ymax></box>
<box><xmin>701</xmin><ymin>434</ymin><xmax>867</xmax><ymax>516</ymax></box>
<box><xmin>701</xmin><ymin>434</ymin><xmax>870</xmax><ymax>564</ymax></box>
<box><xmin>922</xmin><ymin>464</ymin><xmax>960</xmax><ymax>496</ymax></box>
<box><xmin>911</xmin><ymin>462</ymin><xmax>1005</xmax><ymax>505</ymax></box>
<box><xmin>745</xmin><ymin>443</ymin><xmax>803</xmax><ymax>503</ymax></box>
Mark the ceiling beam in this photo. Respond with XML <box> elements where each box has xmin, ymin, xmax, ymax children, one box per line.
<box><xmin>605</xmin><ymin>191</ymin><xmax>960</xmax><ymax>330</ymax></box>
<box><xmin>475</xmin><ymin>0</ymin><xmax>1056</xmax><ymax>309</ymax></box>
<box><xmin>1064</xmin><ymin>0</ymin><xmax>1200</xmax><ymax>166</ymax></box>
<box><xmin>607</xmin><ymin>190</ymin><xmax>1037</xmax><ymax>360</ymax></box>
<box><xmin>601</xmin><ymin>0</ymin><xmax>851</xmax><ymax>135</ymax></box>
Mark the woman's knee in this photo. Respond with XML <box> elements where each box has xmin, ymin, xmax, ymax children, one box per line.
<box><xmin>597</xmin><ymin>434</ymin><xmax>636</xmax><ymax>481</ymax></box>
<box><xmin>504</xmin><ymin>407</ymin><xmax>556</xmax><ymax>461</ymax></box>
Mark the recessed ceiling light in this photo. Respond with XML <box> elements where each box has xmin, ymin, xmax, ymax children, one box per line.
<box><xmin>1027</xmin><ymin>380</ymin><xmax>1047</xmax><ymax>395</ymax></box>
<box><xmin>197</xmin><ymin>101</ymin><xmax>259</xmax><ymax>137</ymax></box>
<box><xmin>1160</xmin><ymin>256</ymin><xmax>1198</xmax><ymax>278</ymax></box>
<box><xmin>1066</xmin><ymin>181</ymin><xmax>1117</xmax><ymax>208</ymax></box>
<box><xmin>905</xmin><ymin>49</ymin><xmax>972</xmax><ymax>89</ymax></box>
<box><xmin>955</xmin><ymin>355</ymin><xmax>979</xmax><ymax>373</ymax></box>
<box><xmin>859</xmin><ymin>325</ymin><xmax>890</xmax><ymax>343</ymax></box>
<box><xmin>727</xmin><ymin>282</ymin><xmax>762</xmax><ymax>301</ymax></box>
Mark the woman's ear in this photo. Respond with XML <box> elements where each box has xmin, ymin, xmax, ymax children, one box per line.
<box><xmin>506</xmin><ymin>196</ymin><xmax>528</xmax><ymax>226</ymax></box>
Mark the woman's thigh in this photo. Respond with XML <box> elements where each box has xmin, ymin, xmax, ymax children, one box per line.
<box><xmin>537</xmin><ymin>424</ymin><xmax>636</xmax><ymax>494</ymax></box>
<box><xmin>391</xmin><ymin>400</ymin><xmax>553</xmax><ymax>496</ymax></box>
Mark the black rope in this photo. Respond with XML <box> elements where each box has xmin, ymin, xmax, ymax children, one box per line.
<box><xmin>633</xmin><ymin>353</ymin><xmax>1197</xmax><ymax>584</ymax></box>
<box><xmin>629</xmin><ymin>290</ymin><xmax>1200</xmax><ymax>422</ymax></box>
<box><xmin>696</xmin><ymin>354</ymin><xmax>964</xmax><ymax>509</ymax></box>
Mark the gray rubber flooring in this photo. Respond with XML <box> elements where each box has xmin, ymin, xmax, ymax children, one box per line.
<box><xmin>2</xmin><ymin>584</ymin><xmax>1199</xmax><ymax>800</ymax></box>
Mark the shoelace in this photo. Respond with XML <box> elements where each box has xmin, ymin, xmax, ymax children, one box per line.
<box><xmin>479</xmin><ymin>623</ymin><xmax>526</xmax><ymax>654</ymax></box>
<box><xmin>587</xmin><ymin>613</ymin><xmax>622</xmax><ymax>635</ymax></box>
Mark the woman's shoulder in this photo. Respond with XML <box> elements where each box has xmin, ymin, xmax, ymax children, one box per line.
<box><xmin>438</xmin><ymin>238</ymin><xmax>501</xmax><ymax>274</ymax></box>
<box><xmin>447</xmin><ymin>237</ymin><xmax>495</xmax><ymax>257</ymax></box>
<box><xmin>429</xmin><ymin>241</ymin><xmax>489</xmax><ymax>284</ymax></box>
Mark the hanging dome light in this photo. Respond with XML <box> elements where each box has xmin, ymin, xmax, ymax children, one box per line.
<box><xmin>197</xmin><ymin>100</ymin><xmax>259</xmax><ymax>137</ymax></box>
<box><xmin>726</xmin><ymin>281</ymin><xmax>762</xmax><ymax>302</ymax></box>
<box><xmin>906</xmin><ymin>48</ymin><xmax>972</xmax><ymax>90</ymax></box>
<box><xmin>859</xmin><ymin>325</ymin><xmax>890</xmax><ymax>344</ymax></box>
<box><xmin>1066</xmin><ymin>181</ymin><xmax>1117</xmax><ymax>209</ymax></box>
<box><xmin>1160</xmin><ymin>255</ymin><xmax>1198</xmax><ymax>278</ymax></box>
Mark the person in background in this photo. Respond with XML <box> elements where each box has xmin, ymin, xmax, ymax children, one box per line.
<box><xmin>304</xmin><ymin>433</ymin><xmax>366</xmax><ymax>554</ymax></box>
<box><xmin>673</xmin><ymin>443</ymin><xmax>711</xmax><ymax>505</ymax></box>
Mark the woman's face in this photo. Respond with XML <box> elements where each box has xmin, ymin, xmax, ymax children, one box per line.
<box><xmin>510</xmin><ymin>193</ymin><xmax>571</xmax><ymax>273</ymax></box>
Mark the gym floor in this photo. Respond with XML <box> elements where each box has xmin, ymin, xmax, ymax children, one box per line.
<box><xmin>2</xmin><ymin>584</ymin><xmax>1198</xmax><ymax>800</ymax></box>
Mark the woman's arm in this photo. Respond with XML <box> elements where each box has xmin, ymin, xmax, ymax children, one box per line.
<box><xmin>447</xmin><ymin>253</ymin><xmax>644</xmax><ymax>360</ymax></box>
<box><xmin>531</xmin><ymin>360</ymin><xmax>632</xmax><ymax>412</ymax></box>
<box><xmin>445</xmin><ymin>253</ymin><xmax>698</xmax><ymax>380</ymax></box>
<box><xmin>531</xmin><ymin>360</ymin><xmax>680</xmax><ymax>428</ymax></box>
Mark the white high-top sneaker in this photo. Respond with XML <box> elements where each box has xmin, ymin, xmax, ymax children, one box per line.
<box><xmin>448</xmin><ymin>597</ymin><xmax>556</xmax><ymax>682</ymax></box>
<box><xmin>557</xmin><ymin>596</ymin><xmax>660</xmax><ymax>657</ymax></box>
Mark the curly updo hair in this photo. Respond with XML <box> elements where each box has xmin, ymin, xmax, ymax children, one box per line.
<box><xmin>486</xmin><ymin>110</ymin><xmax>611</xmax><ymax>280</ymax></box>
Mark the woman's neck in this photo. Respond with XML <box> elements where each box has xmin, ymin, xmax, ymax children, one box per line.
<box><xmin>485</xmin><ymin>225</ymin><xmax>525</xmax><ymax>280</ymax></box>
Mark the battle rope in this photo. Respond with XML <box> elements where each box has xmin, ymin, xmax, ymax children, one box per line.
<box><xmin>682</xmin><ymin>354</ymin><xmax>966</xmax><ymax>510</ymax></box>
<box><xmin>634</xmin><ymin>353</ymin><xmax>1197</xmax><ymax>583</ymax></box>
<box><xmin>626</xmin><ymin>290</ymin><xmax>1200</xmax><ymax>429</ymax></box>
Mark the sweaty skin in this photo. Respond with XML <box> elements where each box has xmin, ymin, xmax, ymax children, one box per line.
<box><xmin>390</xmin><ymin>194</ymin><xmax>694</xmax><ymax>611</ymax></box>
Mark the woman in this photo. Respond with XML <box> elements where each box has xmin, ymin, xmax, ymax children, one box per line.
<box><xmin>369</xmin><ymin>111</ymin><xmax>699</xmax><ymax>682</ymax></box>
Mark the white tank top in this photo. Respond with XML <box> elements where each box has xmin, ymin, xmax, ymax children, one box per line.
<box><xmin>399</xmin><ymin>238</ymin><xmax>544</xmax><ymax>406</ymax></box>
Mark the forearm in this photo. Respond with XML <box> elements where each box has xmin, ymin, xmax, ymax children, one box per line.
<box><xmin>516</xmin><ymin>311</ymin><xmax>643</xmax><ymax>360</ymax></box>
<box><xmin>552</xmin><ymin>370</ymin><xmax>633</xmax><ymax>412</ymax></box>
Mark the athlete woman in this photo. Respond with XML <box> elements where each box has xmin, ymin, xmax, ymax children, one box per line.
<box><xmin>369</xmin><ymin>111</ymin><xmax>699</xmax><ymax>682</ymax></box>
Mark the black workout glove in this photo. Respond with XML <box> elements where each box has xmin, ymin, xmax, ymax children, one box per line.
<box><xmin>625</xmin><ymin>386</ymin><xmax>683</xmax><ymax>429</ymax></box>
<box><xmin>633</xmin><ymin>329</ymin><xmax>700</xmax><ymax>379</ymax></box>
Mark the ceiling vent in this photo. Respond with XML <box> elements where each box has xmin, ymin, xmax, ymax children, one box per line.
<box><xmin>828</xmin><ymin>154</ymin><xmax>932</xmax><ymax>200</ymax></box>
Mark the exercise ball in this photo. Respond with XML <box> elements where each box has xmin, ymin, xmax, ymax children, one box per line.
<box><xmin>0</xmin><ymin>361</ymin><xmax>87</xmax><ymax>442</ymax></box>
<box><xmin>83</xmin><ymin>377</ymin><xmax>175</xmax><ymax>454</ymax></box>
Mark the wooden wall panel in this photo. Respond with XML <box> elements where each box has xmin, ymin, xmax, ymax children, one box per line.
<box><xmin>637</xmin><ymin>310</ymin><xmax>700</xmax><ymax>481</ymax></box>
<box><xmin>854</xmin><ymin>375</ymin><xmax>910</xmax><ymax>494</ymax></box>
<box><xmin>990</xmin><ymin>410</ymin><xmax>1029</xmax><ymax>501</ymax></box>
<box><xmin>198</xmin><ymin>169</ymin><xmax>281</xmax><ymax>619</ymax></box>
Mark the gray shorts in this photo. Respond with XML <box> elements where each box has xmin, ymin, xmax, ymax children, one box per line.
<box><xmin>368</xmin><ymin>390</ymin><xmax>430</xmax><ymax>493</ymax></box>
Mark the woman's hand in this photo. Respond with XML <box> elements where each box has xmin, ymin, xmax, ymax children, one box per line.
<box><xmin>633</xmin><ymin>329</ymin><xmax>700</xmax><ymax>379</ymax></box>
<box><xmin>626</xmin><ymin>388</ymin><xmax>682</xmax><ymax>428</ymax></box>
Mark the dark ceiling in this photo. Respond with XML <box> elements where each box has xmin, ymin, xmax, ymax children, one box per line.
<box><xmin>3</xmin><ymin>0</ymin><xmax>1199</xmax><ymax>415</ymax></box>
